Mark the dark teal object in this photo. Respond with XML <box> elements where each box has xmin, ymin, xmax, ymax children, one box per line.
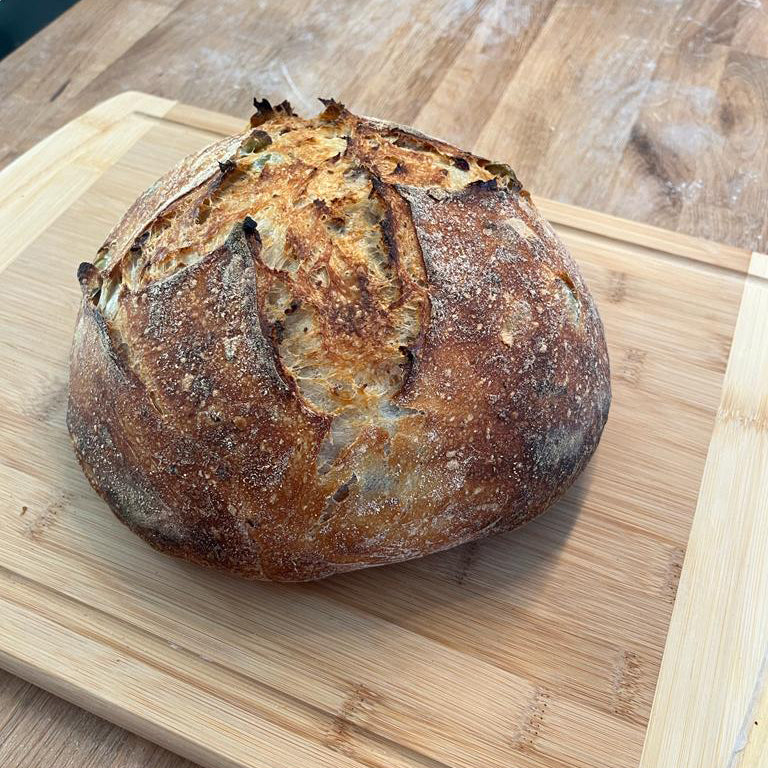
<box><xmin>0</xmin><ymin>0</ymin><xmax>77</xmax><ymax>60</ymax></box>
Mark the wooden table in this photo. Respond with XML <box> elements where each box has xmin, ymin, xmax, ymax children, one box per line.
<box><xmin>1</xmin><ymin>1</ymin><xmax>766</xmax><ymax>766</ymax></box>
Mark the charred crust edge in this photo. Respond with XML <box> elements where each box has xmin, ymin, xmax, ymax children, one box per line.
<box><xmin>77</xmin><ymin>262</ymin><xmax>103</xmax><ymax>300</ymax></box>
<box><xmin>318</xmin><ymin>97</ymin><xmax>348</xmax><ymax>122</ymax></box>
<box><xmin>251</xmin><ymin>97</ymin><xmax>295</xmax><ymax>127</ymax></box>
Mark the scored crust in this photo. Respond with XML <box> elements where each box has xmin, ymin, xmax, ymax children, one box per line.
<box><xmin>67</xmin><ymin>98</ymin><xmax>611</xmax><ymax>581</ymax></box>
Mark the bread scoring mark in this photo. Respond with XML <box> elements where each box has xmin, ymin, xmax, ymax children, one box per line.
<box><xmin>380</xmin><ymin>131</ymin><xmax>480</xmax><ymax>189</ymax></box>
<box><xmin>196</xmin><ymin>167</ymin><xmax>249</xmax><ymax>225</ymax></box>
<box><xmin>612</xmin><ymin>650</ymin><xmax>641</xmax><ymax>718</ymax></box>
<box><xmin>239</xmin><ymin>132</ymin><xmax>448</xmax><ymax>477</ymax></box>
<box><xmin>258</xmin><ymin>198</ymin><xmax>423</xmax><ymax>470</ymax></box>
<box><xmin>511</xmin><ymin>688</ymin><xmax>550</xmax><ymax>752</ymax></box>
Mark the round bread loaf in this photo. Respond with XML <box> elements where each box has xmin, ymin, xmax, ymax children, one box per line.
<box><xmin>67</xmin><ymin>98</ymin><xmax>611</xmax><ymax>581</ymax></box>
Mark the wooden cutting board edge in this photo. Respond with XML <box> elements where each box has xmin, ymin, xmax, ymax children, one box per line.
<box><xmin>639</xmin><ymin>249</ymin><xmax>768</xmax><ymax>768</ymax></box>
<box><xmin>1</xmin><ymin>92</ymin><xmax>767</xmax><ymax>768</ymax></box>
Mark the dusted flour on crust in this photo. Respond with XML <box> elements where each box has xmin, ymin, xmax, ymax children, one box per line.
<box><xmin>67</xmin><ymin>98</ymin><xmax>611</xmax><ymax>581</ymax></box>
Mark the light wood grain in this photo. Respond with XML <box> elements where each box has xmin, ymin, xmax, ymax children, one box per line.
<box><xmin>0</xmin><ymin>94</ymin><xmax>752</xmax><ymax>768</ymax></box>
<box><xmin>0</xmin><ymin>667</ymin><xmax>197</xmax><ymax>768</ymax></box>
<box><xmin>639</xmin><ymin>249</ymin><xmax>768</xmax><ymax>767</ymax></box>
<box><xmin>0</xmin><ymin>91</ymin><xmax>174</xmax><ymax>275</ymax></box>
<box><xmin>732</xmin><ymin>0</ymin><xmax>768</xmax><ymax>59</ymax></box>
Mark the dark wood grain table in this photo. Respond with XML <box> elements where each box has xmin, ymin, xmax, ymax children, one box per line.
<box><xmin>1</xmin><ymin>0</ymin><xmax>766</xmax><ymax>765</ymax></box>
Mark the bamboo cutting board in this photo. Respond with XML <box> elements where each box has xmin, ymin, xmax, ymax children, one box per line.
<box><xmin>0</xmin><ymin>92</ymin><xmax>766</xmax><ymax>768</ymax></box>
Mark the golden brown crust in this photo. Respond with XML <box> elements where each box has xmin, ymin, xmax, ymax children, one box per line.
<box><xmin>67</xmin><ymin>98</ymin><xmax>611</xmax><ymax>581</ymax></box>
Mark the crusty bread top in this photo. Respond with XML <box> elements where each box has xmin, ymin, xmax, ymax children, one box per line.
<box><xmin>69</xmin><ymin>99</ymin><xmax>610</xmax><ymax>580</ymax></box>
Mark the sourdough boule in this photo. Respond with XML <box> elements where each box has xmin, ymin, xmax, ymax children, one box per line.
<box><xmin>67</xmin><ymin>98</ymin><xmax>611</xmax><ymax>581</ymax></box>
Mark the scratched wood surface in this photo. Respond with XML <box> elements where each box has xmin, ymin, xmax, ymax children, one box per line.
<box><xmin>0</xmin><ymin>93</ymin><xmax>751</xmax><ymax>768</ymax></box>
<box><xmin>0</xmin><ymin>0</ymin><xmax>766</xmax><ymax>765</ymax></box>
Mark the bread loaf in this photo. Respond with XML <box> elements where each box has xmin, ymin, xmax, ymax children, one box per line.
<box><xmin>67</xmin><ymin>98</ymin><xmax>611</xmax><ymax>581</ymax></box>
